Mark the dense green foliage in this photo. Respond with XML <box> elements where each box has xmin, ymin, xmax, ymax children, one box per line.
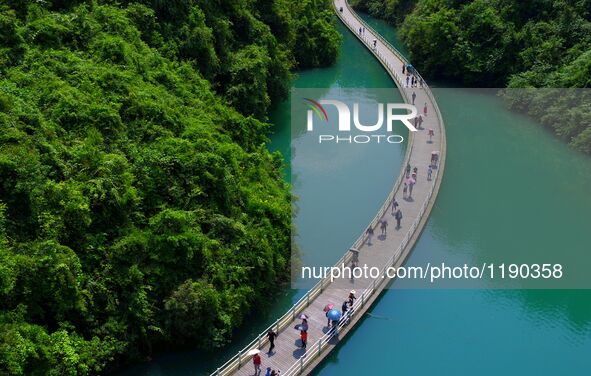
<box><xmin>352</xmin><ymin>0</ymin><xmax>591</xmax><ymax>152</ymax></box>
<box><xmin>0</xmin><ymin>0</ymin><xmax>340</xmax><ymax>374</ymax></box>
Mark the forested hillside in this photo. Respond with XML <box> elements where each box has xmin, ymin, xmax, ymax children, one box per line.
<box><xmin>0</xmin><ymin>0</ymin><xmax>341</xmax><ymax>374</ymax></box>
<box><xmin>352</xmin><ymin>0</ymin><xmax>591</xmax><ymax>153</ymax></box>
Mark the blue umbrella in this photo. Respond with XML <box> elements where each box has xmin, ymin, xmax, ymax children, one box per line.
<box><xmin>327</xmin><ymin>309</ymin><xmax>342</xmax><ymax>321</ymax></box>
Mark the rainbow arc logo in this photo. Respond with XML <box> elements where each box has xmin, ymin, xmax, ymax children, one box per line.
<box><xmin>304</xmin><ymin>98</ymin><xmax>328</xmax><ymax>122</ymax></box>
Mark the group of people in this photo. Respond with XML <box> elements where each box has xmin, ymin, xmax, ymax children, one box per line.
<box><xmin>391</xmin><ymin>199</ymin><xmax>403</xmax><ymax>229</ymax></box>
<box><xmin>430</xmin><ymin>151</ymin><xmax>439</xmax><ymax>168</ymax></box>
<box><xmin>251</xmin><ymin>329</ymin><xmax>281</xmax><ymax>375</ymax></box>
<box><xmin>255</xmin><ymin>290</ymin><xmax>357</xmax><ymax>374</ymax></box>
<box><xmin>251</xmin><ymin>13</ymin><xmax>440</xmax><ymax>376</ymax></box>
<box><xmin>357</xmin><ymin>26</ymin><xmax>378</xmax><ymax>50</ymax></box>
<box><xmin>252</xmin><ymin>352</ymin><xmax>280</xmax><ymax>376</ymax></box>
<box><xmin>402</xmin><ymin>64</ymin><xmax>423</xmax><ymax>89</ymax></box>
<box><xmin>403</xmin><ymin>164</ymin><xmax>419</xmax><ymax>200</ymax></box>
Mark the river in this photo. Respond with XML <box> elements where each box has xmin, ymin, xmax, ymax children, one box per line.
<box><xmin>120</xmin><ymin>11</ymin><xmax>591</xmax><ymax>376</ymax></box>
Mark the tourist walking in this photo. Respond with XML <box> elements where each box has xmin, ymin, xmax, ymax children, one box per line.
<box><xmin>391</xmin><ymin>198</ymin><xmax>399</xmax><ymax>214</ymax></box>
<box><xmin>348</xmin><ymin>290</ymin><xmax>356</xmax><ymax>306</ymax></box>
<box><xmin>408</xmin><ymin>179</ymin><xmax>415</xmax><ymax>199</ymax></box>
<box><xmin>413</xmin><ymin>167</ymin><xmax>418</xmax><ymax>178</ymax></box>
<box><xmin>403</xmin><ymin>182</ymin><xmax>408</xmax><ymax>198</ymax></box>
<box><xmin>342</xmin><ymin>300</ymin><xmax>351</xmax><ymax>324</ymax></box>
<box><xmin>402</xmin><ymin>64</ymin><xmax>405</xmax><ymax>74</ymax></box>
<box><xmin>412</xmin><ymin>91</ymin><xmax>416</xmax><ymax>105</ymax></box>
<box><xmin>267</xmin><ymin>329</ymin><xmax>277</xmax><ymax>353</ymax></box>
<box><xmin>418</xmin><ymin>114</ymin><xmax>423</xmax><ymax>129</ymax></box>
<box><xmin>380</xmin><ymin>218</ymin><xmax>388</xmax><ymax>235</ymax></box>
<box><xmin>366</xmin><ymin>226</ymin><xmax>374</xmax><ymax>245</ymax></box>
<box><xmin>395</xmin><ymin>209</ymin><xmax>403</xmax><ymax>229</ymax></box>
<box><xmin>406</xmin><ymin>163</ymin><xmax>411</xmax><ymax>178</ymax></box>
<box><xmin>373</xmin><ymin>39</ymin><xmax>377</xmax><ymax>48</ymax></box>
<box><xmin>406</xmin><ymin>76</ymin><xmax>409</xmax><ymax>87</ymax></box>
<box><xmin>428</xmin><ymin>166</ymin><xmax>433</xmax><ymax>181</ymax></box>
<box><xmin>253</xmin><ymin>353</ymin><xmax>262</xmax><ymax>375</ymax></box>
<box><xmin>300</xmin><ymin>330</ymin><xmax>307</xmax><ymax>349</ymax></box>
<box><xmin>350</xmin><ymin>259</ymin><xmax>358</xmax><ymax>283</ymax></box>
<box><xmin>428</xmin><ymin>128</ymin><xmax>434</xmax><ymax>142</ymax></box>
<box><xmin>423</xmin><ymin>102</ymin><xmax>428</xmax><ymax>117</ymax></box>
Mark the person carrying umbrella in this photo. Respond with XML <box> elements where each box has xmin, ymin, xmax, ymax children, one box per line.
<box><xmin>324</xmin><ymin>304</ymin><xmax>334</xmax><ymax>327</ymax></box>
<box><xmin>250</xmin><ymin>350</ymin><xmax>262</xmax><ymax>375</ymax></box>
<box><xmin>267</xmin><ymin>329</ymin><xmax>277</xmax><ymax>354</ymax></box>
<box><xmin>327</xmin><ymin>309</ymin><xmax>342</xmax><ymax>326</ymax></box>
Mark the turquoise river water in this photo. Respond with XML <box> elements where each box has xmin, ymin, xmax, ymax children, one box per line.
<box><xmin>120</xmin><ymin>11</ymin><xmax>591</xmax><ymax>376</ymax></box>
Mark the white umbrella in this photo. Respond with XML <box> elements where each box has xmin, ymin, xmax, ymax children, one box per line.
<box><xmin>247</xmin><ymin>349</ymin><xmax>261</xmax><ymax>356</ymax></box>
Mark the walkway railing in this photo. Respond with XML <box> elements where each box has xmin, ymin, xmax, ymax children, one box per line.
<box><xmin>210</xmin><ymin>1</ymin><xmax>446</xmax><ymax>374</ymax></box>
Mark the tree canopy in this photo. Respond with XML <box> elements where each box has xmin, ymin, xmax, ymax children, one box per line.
<box><xmin>353</xmin><ymin>0</ymin><xmax>591</xmax><ymax>153</ymax></box>
<box><xmin>0</xmin><ymin>0</ymin><xmax>341</xmax><ymax>374</ymax></box>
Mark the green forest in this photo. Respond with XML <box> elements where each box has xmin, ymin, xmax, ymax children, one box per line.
<box><xmin>0</xmin><ymin>0</ymin><xmax>341</xmax><ymax>374</ymax></box>
<box><xmin>352</xmin><ymin>0</ymin><xmax>591</xmax><ymax>153</ymax></box>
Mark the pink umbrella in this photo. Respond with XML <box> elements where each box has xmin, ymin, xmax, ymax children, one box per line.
<box><xmin>406</xmin><ymin>177</ymin><xmax>416</xmax><ymax>185</ymax></box>
<box><xmin>323</xmin><ymin>303</ymin><xmax>334</xmax><ymax>312</ymax></box>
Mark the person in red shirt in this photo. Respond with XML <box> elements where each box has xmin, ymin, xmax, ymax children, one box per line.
<box><xmin>253</xmin><ymin>353</ymin><xmax>261</xmax><ymax>375</ymax></box>
<box><xmin>300</xmin><ymin>330</ymin><xmax>308</xmax><ymax>349</ymax></box>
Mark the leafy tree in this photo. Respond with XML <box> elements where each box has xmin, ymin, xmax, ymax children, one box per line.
<box><xmin>0</xmin><ymin>0</ymin><xmax>334</xmax><ymax>373</ymax></box>
<box><xmin>355</xmin><ymin>0</ymin><xmax>591</xmax><ymax>152</ymax></box>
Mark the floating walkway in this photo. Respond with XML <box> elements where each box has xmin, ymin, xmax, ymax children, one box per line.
<box><xmin>211</xmin><ymin>1</ymin><xmax>446</xmax><ymax>374</ymax></box>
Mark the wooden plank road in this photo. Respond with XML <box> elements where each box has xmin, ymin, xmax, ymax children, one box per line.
<box><xmin>211</xmin><ymin>1</ymin><xmax>447</xmax><ymax>375</ymax></box>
